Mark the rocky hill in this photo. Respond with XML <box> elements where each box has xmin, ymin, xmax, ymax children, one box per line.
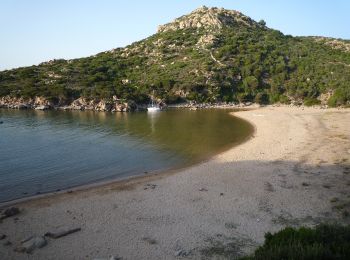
<box><xmin>0</xmin><ymin>6</ymin><xmax>349</xmax><ymax>110</ymax></box>
<box><xmin>157</xmin><ymin>6</ymin><xmax>262</xmax><ymax>33</ymax></box>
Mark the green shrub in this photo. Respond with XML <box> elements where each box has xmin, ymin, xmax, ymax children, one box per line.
<box><xmin>243</xmin><ymin>224</ymin><xmax>350</xmax><ymax>260</ymax></box>
<box><xmin>165</xmin><ymin>94</ymin><xmax>184</xmax><ymax>104</ymax></box>
<box><xmin>279</xmin><ymin>95</ymin><xmax>291</xmax><ymax>104</ymax></box>
<box><xmin>269</xmin><ymin>93</ymin><xmax>281</xmax><ymax>104</ymax></box>
<box><xmin>237</xmin><ymin>92</ymin><xmax>253</xmax><ymax>103</ymax></box>
<box><xmin>243</xmin><ymin>76</ymin><xmax>259</xmax><ymax>91</ymax></box>
<box><xmin>269</xmin><ymin>94</ymin><xmax>290</xmax><ymax>104</ymax></box>
<box><xmin>328</xmin><ymin>88</ymin><xmax>350</xmax><ymax>107</ymax></box>
<box><xmin>328</xmin><ymin>96</ymin><xmax>338</xmax><ymax>107</ymax></box>
<box><xmin>254</xmin><ymin>92</ymin><xmax>269</xmax><ymax>104</ymax></box>
<box><xmin>304</xmin><ymin>97</ymin><xmax>321</xmax><ymax>106</ymax></box>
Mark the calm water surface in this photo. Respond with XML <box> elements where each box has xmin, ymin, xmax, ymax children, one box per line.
<box><xmin>0</xmin><ymin>109</ymin><xmax>253</xmax><ymax>202</ymax></box>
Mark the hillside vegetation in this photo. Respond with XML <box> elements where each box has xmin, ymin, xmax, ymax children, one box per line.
<box><xmin>1</xmin><ymin>6</ymin><xmax>350</xmax><ymax>107</ymax></box>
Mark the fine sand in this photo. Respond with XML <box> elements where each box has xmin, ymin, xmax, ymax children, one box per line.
<box><xmin>1</xmin><ymin>106</ymin><xmax>350</xmax><ymax>259</ymax></box>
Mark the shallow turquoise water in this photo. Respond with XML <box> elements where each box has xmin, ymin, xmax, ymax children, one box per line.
<box><xmin>0</xmin><ymin>109</ymin><xmax>253</xmax><ymax>202</ymax></box>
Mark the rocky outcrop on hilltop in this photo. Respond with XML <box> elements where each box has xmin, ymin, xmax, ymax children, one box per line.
<box><xmin>312</xmin><ymin>37</ymin><xmax>350</xmax><ymax>53</ymax></box>
<box><xmin>157</xmin><ymin>6</ymin><xmax>262</xmax><ymax>33</ymax></box>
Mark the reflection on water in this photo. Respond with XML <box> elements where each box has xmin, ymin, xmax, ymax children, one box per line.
<box><xmin>148</xmin><ymin>111</ymin><xmax>160</xmax><ymax>134</ymax></box>
<box><xmin>0</xmin><ymin>108</ymin><xmax>253</xmax><ymax>202</ymax></box>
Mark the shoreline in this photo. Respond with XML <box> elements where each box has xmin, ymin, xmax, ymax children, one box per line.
<box><xmin>0</xmin><ymin>109</ymin><xmax>256</xmax><ymax>207</ymax></box>
<box><xmin>1</xmin><ymin>106</ymin><xmax>350</xmax><ymax>259</ymax></box>
<box><xmin>2</xmin><ymin>94</ymin><xmax>346</xmax><ymax>113</ymax></box>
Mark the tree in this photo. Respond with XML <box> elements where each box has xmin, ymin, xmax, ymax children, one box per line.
<box><xmin>255</xmin><ymin>92</ymin><xmax>269</xmax><ymax>104</ymax></box>
<box><xmin>258</xmin><ymin>19</ymin><xmax>266</xmax><ymax>27</ymax></box>
<box><xmin>243</xmin><ymin>76</ymin><xmax>259</xmax><ymax>91</ymax></box>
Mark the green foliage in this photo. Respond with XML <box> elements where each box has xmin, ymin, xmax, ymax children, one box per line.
<box><xmin>243</xmin><ymin>224</ymin><xmax>350</xmax><ymax>260</ymax></box>
<box><xmin>279</xmin><ymin>95</ymin><xmax>291</xmax><ymax>104</ymax></box>
<box><xmin>237</xmin><ymin>92</ymin><xmax>253</xmax><ymax>103</ymax></box>
<box><xmin>243</xmin><ymin>76</ymin><xmax>259</xmax><ymax>92</ymax></box>
<box><xmin>258</xmin><ymin>19</ymin><xmax>266</xmax><ymax>27</ymax></box>
<box><xmin>328</xmin><ymin>88</ymin><xmax>350</xmax><ymax>107</ymax></box>
<box><xmin>254</xmin><ymin>92</ymin><xmax>269</xmax><ymax>104</ymax></box>
<box><xmin>304</xmin><ymin>97</ymin><xmax>321</xmax><ymax>106</ymax></box>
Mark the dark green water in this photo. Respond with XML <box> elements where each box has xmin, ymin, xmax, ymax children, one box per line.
<box><xmin>0</xmin><ymin>109</ymin><xmax>253</xmax><ymax>202</ymax></box>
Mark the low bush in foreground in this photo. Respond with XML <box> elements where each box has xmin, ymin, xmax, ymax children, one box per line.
<box><xmin>243</xmin><ymin>224</ymin><xmax>350</xmax><ymax>260</ymax></box>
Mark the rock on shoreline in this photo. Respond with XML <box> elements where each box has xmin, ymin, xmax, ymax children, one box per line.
<box><xmin>0</xmin><ymin>96</ymin><xmax>143</xmax><ymax>112</ymax></box>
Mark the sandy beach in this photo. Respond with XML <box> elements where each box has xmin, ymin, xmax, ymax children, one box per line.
<box><xmin>1</xmin><ymin>106</ymin><xmax>350</xmax><ymax>259</ymax></box>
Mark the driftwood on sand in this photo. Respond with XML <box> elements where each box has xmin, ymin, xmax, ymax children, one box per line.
<box><xmin>44</xmin><ymin>227</ymin><xmax>81</xmax><ymax>239</ymax></box>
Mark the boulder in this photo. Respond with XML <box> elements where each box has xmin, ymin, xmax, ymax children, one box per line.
<box><xmin>115</xmin><ymin>102</ymin><xmax>127</xmax><ymax>112</ymax></box>
<box><xmin>33</xmin><ymin>96</ymin><xmax>54</xmax><ymax>108</ymax></box>
<box><xmin>114</xmin><ymin>103</ymin><xmax>125</xmax><ymax>112</ymax></box>
<box><xmin>95</xmin><ymin>100</ymin><xmax>113</xmax><ymax>111</ymax></box>
<box><xmin>70</xmin><ymin>97</ymin><xmax>87</xmax><ymax>110</ymax></box>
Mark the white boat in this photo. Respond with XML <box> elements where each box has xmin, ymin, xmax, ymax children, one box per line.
<box><xmin>34</xmin><ymin>105</ymin><xmax>50</xmax><ymax>110</ymax></box>
<box><xmin>147</xmin><ymin>91</ymin><xmax>161</xmax><ymax>112</ymax></box>
<box><xmin>147</xmin><ymin>106</ymin><xmax>161</xmax><ymax>112</ymax></box>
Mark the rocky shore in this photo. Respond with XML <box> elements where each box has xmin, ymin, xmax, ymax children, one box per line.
<box><xmin>0</xmin><ymin>95</ymin><xmax>337</xmax><ymax>114</ymax></box>
<box><xmin>0</xmin><ymin>96</ymin><xmax>143</xmax><ymax>112</ymax></box>
<box><xmin>0</xmin><ymin>95</ymin><xmax>259</xmax><ymax>112</ymax></box>
<box><xmin>169</xmin><ymin>101</ymin><xmax>260</xmax><ymax>110</ymax></box>
<box><xmin>168</xmin><ymin>101</ymin><xmax>332</xmax><ymax>110</ymax></box>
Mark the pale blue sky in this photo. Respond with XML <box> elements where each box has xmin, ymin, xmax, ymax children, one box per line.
<box><xmin>1</xmin><ymin>0</ymin><xmax>349</xmax><ymax>71</ymax></box>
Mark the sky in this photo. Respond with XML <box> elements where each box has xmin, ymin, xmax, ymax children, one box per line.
<box><xmin>1</xmin><ymin>0</ymin><xmax>349</xmax><ymax>71</ymax></box>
